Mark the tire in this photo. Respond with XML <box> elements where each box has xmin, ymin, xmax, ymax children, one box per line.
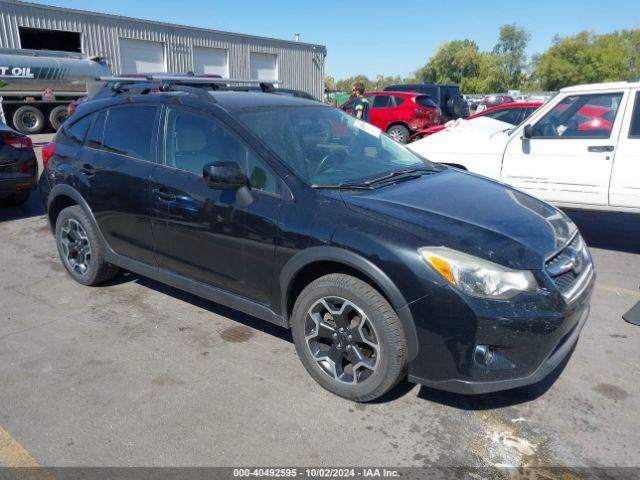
<box><xmin>386</xmin><ymin>125</ymin><xmax>410</xmax><ymax>144</ymax></box>
<box><xmin>55</xmin><ymin>205</ymin><xmax>119</xmax><ymax>286</ymax></box>
<box><xmin>12</xmin><ymin>106</ymin><xmax>45</xmax><ymax>135</ymax></box>
<box><xmin>291</xmin><ymin>273</ymin><xmax>408</xmax><ymax>402</ymax></box>
<box><xmin>48</xmin><ymin>105</ymin><xmax>69</xmax><ymax>131</ymax></box>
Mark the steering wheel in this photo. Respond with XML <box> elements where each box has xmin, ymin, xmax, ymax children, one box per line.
<box><xmin>543</xmin><ymin>117</ymin><xmax>560</xmax><ymax>137</ymax></box>
<box><xmin>312</xmin><ymin>150</ymin><xmax>347</xmax><ymax>178</ymax></box>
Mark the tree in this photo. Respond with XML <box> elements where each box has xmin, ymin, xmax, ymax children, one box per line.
<box><xmin>493</xmin><ymin>24</ymin><xmax>530</xmax><ymax>88</ymax></box>
<box><xmin>324</xmin><ymin>75</ymin><xmax>336</xmax><ymax>91</ymax></box>
<box><xmin>531</xmin><ymin>30</ymin><xmax>639</xmax><ymax>90</ymax></box>
<box><xmin>415</xmin><ymin>40</ymin><xmax>482</xmax><ymax>84</ymax></box>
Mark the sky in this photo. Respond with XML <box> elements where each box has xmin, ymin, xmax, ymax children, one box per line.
<box><xmin>28</xmin><ymin>0</ymin><xmax>640</xmax><ymax>80</ymax></box>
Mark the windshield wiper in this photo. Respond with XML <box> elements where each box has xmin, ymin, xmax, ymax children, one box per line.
<box><xmin>362</xmin><ymin>168</ymin><xmax>435</xmax><ymax>186</ymax></box>
<box><xmin>311</xmin><ymin>182</ymin><xmax>373</xmax><ymax>190</ymax></box>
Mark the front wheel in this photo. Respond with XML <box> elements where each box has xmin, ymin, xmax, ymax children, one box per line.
<box><xmin>291</xmin><ymin>274</ymin><xmax>408</xmax><ymax>402</ymax></box>
<box><xmin>386</xmin><ymin>125</ymin><xmax>410</xmax><ymax>144</ymax></box>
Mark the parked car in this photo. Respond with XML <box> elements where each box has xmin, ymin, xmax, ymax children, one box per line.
<box><xmin>339</xmin><ymin>91</ymin><xmax>440</xmax><ymax>143</ymax></box>
<box><xmin>39</xmin><ymin>81</ymin><xmax>594</xmax><ymax>401</ymax></box>
<box><xmin>476</xmin><ymin>94</ymin><xmax>515</xmax><ymax>113</ymax></box>
<box><xmin>0</xmin><ymin>120</ymin><xmax>38</xmax><ymax>205</ymax></box>
<box><xmin>410</xmin><ymin>102</ymin><xmax>542</xmax><ymax>141</ymax></box>
<box><xmin>383</xmin><ymin>83</ymin><xmax>469</xmax><ymax>122</ymax></box>
<box><xmin>409</xmin><ymin>81</ymin><xmax>640</xmax><ymax>213</ymax></box>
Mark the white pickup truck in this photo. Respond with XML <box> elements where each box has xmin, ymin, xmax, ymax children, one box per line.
<box><xmin>409</xmin><ymin>81</ymin><xmax>640</xmax><ymax>213</ymax></box>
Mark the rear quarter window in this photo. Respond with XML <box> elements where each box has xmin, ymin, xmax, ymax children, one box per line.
<box><xmin>60</xmin><ymin>114</ymin><xmax>93</xmax><ymax>145</ymax></box>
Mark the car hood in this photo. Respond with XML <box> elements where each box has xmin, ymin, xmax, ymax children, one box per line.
<box><xmin>408</xmin><ymin>117</ymin><xmax>511</xmax><ymax>156</ymax></box>
<box><xmin>340</xmin><ymin>169</ymin><xmax>576</xmax><ymax>270</ymax></box>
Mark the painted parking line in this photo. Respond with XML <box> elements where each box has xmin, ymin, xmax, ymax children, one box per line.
<box><xmin>597</xmin><ymin>284</ymin><xmax>640</xmax><ymax>298</ymax></box>
<box><xmin>0</xmin><ymin>425</ymin><xmax>56</xmax><ymax>480</ymax></box>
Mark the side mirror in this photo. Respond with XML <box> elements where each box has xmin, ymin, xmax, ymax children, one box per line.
<box><xmin>203</xmin><ymin>161</ymin><xmax>246</xmax><ymax>190</ymax></box>
<box><xmin>522</xmin><ymin>124</ymin><xmax>533</xmax><ymax>139</ymax></box>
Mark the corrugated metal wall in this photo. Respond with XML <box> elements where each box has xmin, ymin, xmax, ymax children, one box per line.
<box><xmin>0</xmin><ymin>0</ymin><xmax>326</xmax><ymax>98</ymax></box>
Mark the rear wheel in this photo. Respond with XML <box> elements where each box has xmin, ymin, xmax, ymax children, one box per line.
<box><xmin>12</xmin><ymin>106</ymin><xmax>45</xmax><ymax>135</ymax></box>
<box><xmin>291</xmin><ymin>274</ymin><xmax>407</xmax><ymax>402</ymax></box>
<box><xmin>386</xmin><ymin>125</ymin><xmax>410</xmax><ymax>144</ymax></box>
<box><xmin>48</xmin><ymin>105</ymin><xmax>69</xmax><ymax>131</ymax></box>
<box><xmin>55</xmin><ymin>205</ymin><xmax>119</xmax><ymax>286</ymax></box>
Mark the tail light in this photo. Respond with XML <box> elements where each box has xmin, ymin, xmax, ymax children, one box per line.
<box><xmin>42</xmin><ymin>142</ymin><xmax>57</xmax><ymax>169</ymax></box>
<box><xmin>4</xmin><ymin>133</ymin><xmax>32</xmax><ymax>149</ymax></box>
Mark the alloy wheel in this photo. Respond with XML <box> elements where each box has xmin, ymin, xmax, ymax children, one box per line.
<box><xmin>304</xmin><ymin>296</ymin><xmax>380</xmax><ymax>384</ymax></box>
<box><xmin>389</xmin><ymin>129</ymin><xmax>405</xmax><ymax>143</ymax></box>
<box><xmin>59</xmin><ymin>218</ymin><xmax>92</xmax><ymax>276</ymax></box>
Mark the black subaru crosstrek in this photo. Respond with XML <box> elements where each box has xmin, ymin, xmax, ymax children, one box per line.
<box><xmin>38</xmin><ymin>83</ymin><xmax>594</xmax><ymax>401</ymax></box>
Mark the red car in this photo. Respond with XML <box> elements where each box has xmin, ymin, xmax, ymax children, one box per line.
<box><xmin>340</xmin><ymin>91</ymin><xmax>440</xmax><ymax>143</ymax></box>
<box><xmin>410</xmin><ymin>102</ymin><xmax>542</xmax><ymax>141</ymax></box>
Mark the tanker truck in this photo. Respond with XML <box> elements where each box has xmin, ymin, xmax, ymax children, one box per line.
<box><xmin>0</xmin><ymin>48</ymin><xmax>111</xmax><ymax>134</ymax></box>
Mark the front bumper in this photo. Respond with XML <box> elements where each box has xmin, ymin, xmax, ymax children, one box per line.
<box><xmin>406</xmin><ymin>266</ymin><xmax>595</xmax><ymax>395</ymax></box>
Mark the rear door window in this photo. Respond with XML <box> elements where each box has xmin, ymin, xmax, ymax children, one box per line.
<box><xmin>102</xmin><ymin>106</ymin><xmax>158</xmax><ymax>161</ymax></box>
<box><xmin>372</xmin><ymin>95</ymin><xmax>391</xmax><ymax>108</ymax></box>
<box><xmin>391</xmin><ymin>96</ymin><xmax>406</xmax><ymax>107</ymax></box>
<box><xmin>484</xmin><ymin>108</ymin><xmax>522</xmax><ymax>125</ymax></box>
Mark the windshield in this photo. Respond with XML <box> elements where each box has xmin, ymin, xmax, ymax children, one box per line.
<box><xmin>236</xmin><ymin>106</ymin><xmax>437</xmax><ymax>186</ymax></box>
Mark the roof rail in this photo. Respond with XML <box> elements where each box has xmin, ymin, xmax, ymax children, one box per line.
<box><xmin>99</xmin><ymin>75</ymin><xmax>281</xmax><ymax>91</ymax></box>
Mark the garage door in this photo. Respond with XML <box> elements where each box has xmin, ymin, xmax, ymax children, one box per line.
<box><xmin>193</xmin><ymin>46</ymin><xmax>228</xmax><ymax>76</ymax></box>
<box><xmin>119</xmin><ymin>38</ymin><xmax>165</xmax><ymax>74</ymax></box>
<box><xmin>250</xmin><ymin>52</ymin><xmax>277</xmax><ymax>81</ymax></box>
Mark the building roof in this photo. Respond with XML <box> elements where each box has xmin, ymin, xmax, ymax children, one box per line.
<box><xmin>4</xmin><ymin>0</ymin><xmax>327</xmax><ymax>53</ymax></box>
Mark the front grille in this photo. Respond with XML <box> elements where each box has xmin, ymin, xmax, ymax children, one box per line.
<box><xmin>545</xmin><ymin>234</ymin><xmax>591</xmax><ymax>296</ymax></box>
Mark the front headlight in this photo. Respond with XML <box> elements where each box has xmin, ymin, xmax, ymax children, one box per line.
<box><xmin>418</xmin><ymin>247</ymin><xmax>538</xmax><ymax>300</ymax></box>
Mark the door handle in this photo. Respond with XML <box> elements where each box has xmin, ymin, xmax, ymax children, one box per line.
<box><xmin>587</xmin><ymin>145</ymin><xmax>614</xmax><ymax>153</ymax></box>
<box><xmin>79</xmin><ymin>163</ymin><xmax>95</xmax><ymax>176</ymax></box>
<box><xmin>152</xmin><ymin>188</ymin><xmax>176</xmax><ymax>202</ymax></box>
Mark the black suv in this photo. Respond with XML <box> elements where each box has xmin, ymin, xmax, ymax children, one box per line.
<box><xmin>384</xmin><ymin>83</ymin><xmax>470</xmax><ymax>122</ymax></box>
<box><xmin>39</xmin><ymin>82</ymin><xmax>594</xmax><ymax>401</ymax></box>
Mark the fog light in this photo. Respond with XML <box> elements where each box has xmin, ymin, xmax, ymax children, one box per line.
<box><xmin>474</xmin><ymin>345</ymin><xmax>494</xmax><ymax>366</ymax></box>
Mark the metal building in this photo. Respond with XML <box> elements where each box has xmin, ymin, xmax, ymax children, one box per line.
<box><xmin>0</xmin><ymin>0</ymin><xmax>327</xmax><ymax>99</ymax></box>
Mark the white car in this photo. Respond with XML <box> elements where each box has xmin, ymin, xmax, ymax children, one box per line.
<box><xmin>409</xmin><ymin>81</ymin><xmax>640</xmax><ymax>213</ymax></box>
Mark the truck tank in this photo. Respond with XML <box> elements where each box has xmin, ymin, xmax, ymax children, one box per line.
<box><xmin>0</xmin><ymin>48</ymin><xmax>111</xmax><ymax>134</ymax></box>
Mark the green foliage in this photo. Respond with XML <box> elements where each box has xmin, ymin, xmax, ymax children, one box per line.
<box><xmin>493</xmin><ymin>24</ymin><xmax>530</xmax><ymax>88</ymax></box>
<box><xmin>334</xmin><ymin>74</ymin><xmax>410</xmax><ymax>93</ymax></box>
<box><xmin>532</xmin><ymin>30</ymin><xmax>640</xmax><ymax>90</ymax></box>
<box><xmin>331</xmin><ymin>26</ymin><xmax>640</xmax><ymax>95</ymax></box>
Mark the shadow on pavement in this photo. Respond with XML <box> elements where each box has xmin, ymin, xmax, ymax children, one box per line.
<box><xmin>99</xmin><ymin>267</ymin><xmax>578</xmax><ymax>407</ymax></box>
<box><xmin>103</xmin><ymin>270</ymin><xmax>293</xmax><ymax>343</ymax></box>
<box><xmin>563</xmin><ymin>208</ymin><xmax>640</xmax><ymax>254</ymax></box>
<box><xmin>0</xmin><ymin>189</ymin><xmax>45</xmax><ymax>223</ymax></box>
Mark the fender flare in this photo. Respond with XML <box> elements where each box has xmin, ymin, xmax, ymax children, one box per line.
<box><xmin>47</xmin><ymin>184</ymin><xmax>114</xmax><ymax>257</ymax></box>
<box><xmin>280</xmin><ymin>246</ymin><xmax>419</xmax><ymax>360</ymax></box>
